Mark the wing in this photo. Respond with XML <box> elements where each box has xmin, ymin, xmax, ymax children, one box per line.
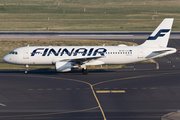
<box><xmin>60</xmin><ymin>56</ymin><xmax>105</xmax><ymax>64</ymax></box>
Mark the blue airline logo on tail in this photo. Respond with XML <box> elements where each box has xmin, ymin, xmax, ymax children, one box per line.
<box><xmin>147</xmin><ymin>29</ymin><xmax>170</xmax><ymax>40</ymax></box>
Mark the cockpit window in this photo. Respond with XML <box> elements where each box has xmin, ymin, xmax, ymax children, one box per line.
<box><xmin>9</xmin><ymin>51</ymin><xmax>18</xmax><ymax>55</ymax></box>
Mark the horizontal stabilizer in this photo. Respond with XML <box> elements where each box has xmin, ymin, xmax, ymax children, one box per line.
<box><xmin>152</xmin><ymin>50</ymin><xmax>172</xmax><ymax>54</ymax></box>
<box><xmin>145</xmin><ymin>48</ymin><xmax>176</xmax><ymax>58</ymax></box>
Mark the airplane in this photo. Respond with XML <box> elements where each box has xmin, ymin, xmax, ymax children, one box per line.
<box><xmin>3</xmin><ymin>18</ymin><xmax>176</xmax><ymax>74</ymax></box>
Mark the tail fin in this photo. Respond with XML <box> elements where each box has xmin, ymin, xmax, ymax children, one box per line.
<box><xmin>140</xmin><ymin>18</ymin><xmax>174</xmax><ymax>47</ymax></box>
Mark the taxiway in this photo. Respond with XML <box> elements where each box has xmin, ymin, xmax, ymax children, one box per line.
<box><xmin>0</xmin><ymin>69</ymin><xmax>180</xmax><ymax>120</ymax></box>
<box><xmin>0</xmin><ymin>31</ymin><xmax>180</xmax><ymax>120</ymax></box>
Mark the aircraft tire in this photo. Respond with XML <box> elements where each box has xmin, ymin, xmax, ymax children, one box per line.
<box><xmin>82</xmin><ymin>68</ymin><xmax>88</xmax><ymax>75</ymax></box>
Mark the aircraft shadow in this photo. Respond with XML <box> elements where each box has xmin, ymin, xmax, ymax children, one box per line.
<box><xmin>0</xmin><ymin>69</ymin><xmax>115</xmax><ymax>75</ymax></box>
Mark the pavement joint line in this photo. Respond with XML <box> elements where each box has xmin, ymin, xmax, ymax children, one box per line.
<box><xmin>56</xmin><ymin>88</ymin><xmax>61</xmax><ymax>90</ymax></box>
<box><xmin>28</xmin><ymin>89</ymin><xmax>33</xmax><ymax>90</ymax></box>
<box><xmin>151</xmin><ymin>87</ymin><xmax>157</xmax><ymax>89</ymax></box>
<box><xmin>123</xmin><ymin>88</ymin><xmax>128</xmax><ymax>89</ymax></box>
<box><xmin>37</xmin><ymin>89</ymin><xmax>43</xmax><ymax>91</ymax></box>
<box><xmin>132</xmin><ymin>88</ymin><xmax>138</xmax><ymax>89</ymax></box>
<box><xmin>113</xmin><ymin>88</ymin><xmax>119</xmax><ymax>89</ymax></box>
<box><xmin>94</xmin><ymin>88</ymin><xmax>100</xmax><ymax>90</ymax></box>
<box><xmin>142</xmin><ymin>88</ymin><xmax>147</xmax><ymax>89</ymax></box>
<box><xmin>104</xmin><ymin>88</ymin><xmax>109</xmax><ymax>89</ymax></box>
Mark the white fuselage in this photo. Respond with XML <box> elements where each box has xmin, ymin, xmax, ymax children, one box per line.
<box><xmin>3</xmin><ymin>46</ymin><xmax>176</xmax><ymax>66</ymax></box>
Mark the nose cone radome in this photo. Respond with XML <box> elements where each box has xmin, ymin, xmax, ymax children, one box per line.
<box><xmin>3</xmin><ymin>55</ymin><xmax>8</xmax><ymax>63</ymax></box>
<box><xmin>3</xmin><ymin>55</ymin><xmax>12</xmax><ymax>63</ymax></box>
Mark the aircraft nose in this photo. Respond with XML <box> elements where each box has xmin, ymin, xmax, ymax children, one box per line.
<box><xmin>3</xmin><ymin>55</ymin><xmax>11</xmax><ymax>63</ymax></box>
<box><xmin>3</xmin><ymin>55</ymin><xmax>8</xmax><ymax>63</ymax></box>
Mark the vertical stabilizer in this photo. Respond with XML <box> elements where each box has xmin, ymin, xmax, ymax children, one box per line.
<box><xmin>140</xmin><ymin>18</ymin><xmax>174</xmax><ymax>47</ymax></box>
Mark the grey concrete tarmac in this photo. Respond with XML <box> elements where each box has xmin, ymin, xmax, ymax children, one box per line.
<box><xmin>0</xmin><ymin>31</ymin><xmax>180</xmax><ymax>119</ymax></box>
<box><xmin>0</xmin><ymin>69</ymin><xmax>180</xmax><ymax>120</ymax></box>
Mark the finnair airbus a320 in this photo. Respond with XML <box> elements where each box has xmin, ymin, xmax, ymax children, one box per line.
<box><xmin>3</xmin><ymin>18</ymin><xmax>176</xmax><ymax>74</ymax></box>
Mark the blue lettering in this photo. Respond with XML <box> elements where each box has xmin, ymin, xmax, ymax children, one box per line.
<box><xmin>73</xmin><ymin>48</ymin><xmax>87</xmax><ymax>56</ymax></box>
<box><xmin>60</xmin><ymin>48</ymin><xmax>74</xmax><ymax>56</ymax></box>
<box><xmin>87</xmin><ymin>48</ymin><xmax>94</xmax><ymax>56</ymax></box>
<box><xmin>93</xmin><ymin>48</ymin><xmax>107</xmax><ymax>56</ymax></box>
<box><xmin>42</xmin><ymin>48</ymin><xmax>49</xmax><ymax>56</ymax></box>
<box><xmin>47</xmin><ymin>48</ymin><xmax>61</xmax><ymax>56</ymax></box>
<box><xmin>31</xmin><ymin>48</ymin><xmax>44</xmax><ymax>56</ymax></box>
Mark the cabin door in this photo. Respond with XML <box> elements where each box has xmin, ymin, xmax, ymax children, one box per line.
<box><xmin>138</xmin><ymin>48</ymin><xmax>143</xmax><ymax>58</ymax></box>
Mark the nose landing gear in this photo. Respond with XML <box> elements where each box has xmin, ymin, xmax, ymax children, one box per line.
<box><xmin>82</xmin><ymin>68</ymin><xmax>88</xmax><ymax>75</ymax></box>
<box><xmin>25</xmin><ymin>65</ymin><xmax>29</xmax><ymax>74</ymax></box>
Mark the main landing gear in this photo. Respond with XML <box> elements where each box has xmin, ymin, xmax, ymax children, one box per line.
<box><xmin>25</xmin><ymin>65</ymin><xmax>29</xmax><ymax>74</ymax></box>
<box><xmin>82</xmin><ymin>68</ymin><xmax>88</xmax><ymax>75</ymax></box>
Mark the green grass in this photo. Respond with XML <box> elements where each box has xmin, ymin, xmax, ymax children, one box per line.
<box><xmin>0</xmin><ymin>0</ymin><xmax>179</xmax><ymax>31</ymax></box>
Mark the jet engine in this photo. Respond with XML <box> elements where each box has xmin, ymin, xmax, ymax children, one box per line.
<box><xmin>55</xmin><ymin>61</ymin><xmax>72</xmax><ymax>72</ymax></box>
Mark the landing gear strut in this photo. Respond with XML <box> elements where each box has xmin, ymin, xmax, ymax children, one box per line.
<box><xmin>25</xmin><ymin>65</ymin><xmax>29</xmax><ymax>74</ymax></box>
<box><xmin>82</xmin><ymin>68</ymin><xmax>88</xmax><ymax>75</ymax></box>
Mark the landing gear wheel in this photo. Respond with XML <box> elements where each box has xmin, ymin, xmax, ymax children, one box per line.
<box><xmin>25</xmin><ymin>65</ymin><xmax>29</xmax><ymax>74</ymax></box>
<box><xmin>82</xmin><ymin>68</ymin><xmax>88</xmax><ymax>75</ymax></box>
<box><xmin>25</xmin><ymin>70</ymin><xmax>28</xmax><ymax>74</ymax></box>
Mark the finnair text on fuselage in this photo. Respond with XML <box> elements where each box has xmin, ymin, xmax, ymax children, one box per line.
<box><xmin>31</xmin><ymin>48</ymin><xmax>107</xmax><ymax>56</ymax></box>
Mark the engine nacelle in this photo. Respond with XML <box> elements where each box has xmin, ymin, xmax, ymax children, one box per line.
<box><xmin>55</xmin><ymin>62</ymin><xmax>72</xmax><ymax>72</ymax></box>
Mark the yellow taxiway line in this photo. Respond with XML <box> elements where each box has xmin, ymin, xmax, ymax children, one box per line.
<box><xmin>96</xmin><ymin>90</ymin><xmax>125</xmax><ymax>93</ymax></box>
